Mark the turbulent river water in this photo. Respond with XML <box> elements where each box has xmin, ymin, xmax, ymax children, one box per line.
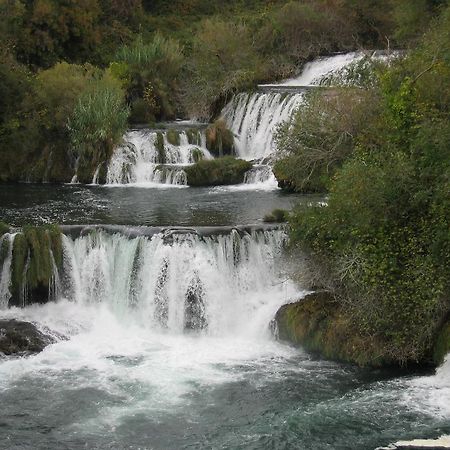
<box><xmin>0</xmin><ymin>184</ymin><xmax>449</xmax><ymax>450</ymax></box>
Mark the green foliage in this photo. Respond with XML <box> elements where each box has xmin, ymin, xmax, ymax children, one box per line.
<box><xmin>115</xmin><ymin>34</ymin><xmax>183</xmax><ymax>121</ymax></box>
<box><xmin>433</xmin><ymin>320</ymin><xmax>450</xmax><ymax>365</ymax></box>
<box><xmin>274</xmin><ymin>88</ymin><xmax>378</xmax><ymax>193</ymax></box>
<box><xmin>288</xmin><ymin>5</ymin><xmax>450</xmax><ymax>364</ymax></box>
<box><xmin>185</xmin><ymin>156</ymin><xmax>252</xmax><ymax>186</ymax></box>
<box><xmin>182</xmin><ymin>18</ymin><xmax>268</xmax><ymax>119</ymax></box>
<box><xmin>68</xmin><ymin>73</ymin><xmax>129</xmax><ymax>183</ymax></box>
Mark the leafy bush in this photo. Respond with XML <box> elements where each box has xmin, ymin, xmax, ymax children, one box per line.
<box><xmin>288</xmin><ymin>6</ymin><xmax>450</xmax><ymax>364</ymax></box>
<box><xmin>181</xmin><ymin>18</ymin><xmax>268</xmax><ymax>119</ymax></box>
<box><xmin>274</xmin><ymin>88</ymin><xmax>379</xmax><ymax>193</ymax></box>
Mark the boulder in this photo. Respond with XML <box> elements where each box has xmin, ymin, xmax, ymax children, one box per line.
<box><xmin>0</xmin><ymin>320</ymin><xmax>55</xmax><ymax>355</ymax></box>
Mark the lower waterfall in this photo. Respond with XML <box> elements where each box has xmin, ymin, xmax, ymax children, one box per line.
<box><xmin>58</xmin><ymin>228</ymin><xmax>298</xmax><ymax>336</ymax></box>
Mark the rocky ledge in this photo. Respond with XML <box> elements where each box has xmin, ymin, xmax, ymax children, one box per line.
<box><xmin>0</xmin><ymin>320</ymin><xmax>55</xmax><ymax>355</ymax></box>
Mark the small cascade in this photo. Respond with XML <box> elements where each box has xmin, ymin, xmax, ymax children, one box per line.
<box><xmin>106</xmin><ymin>129</ymin><xmax>211</xmax><ymax>186</ymax></box>
<box><xmin>0</xmin><ymin>233</ymin><xmax>16</xmax><ymax>309</ymax></box>
<box><xmin>59</xmin><ymin>228</ymin><xmax>296</xmax><ymax>336</ymax></box>
<box><xmin>222</xmin><ymin>92</ymin><xmax>305</xmax><ymax>160</ymax></box>
<box><xmin>91</xmin><ymin>165</ymin><xmax>101</xmax><ymax>185</ymax></box>
<box><xmin>244</xmin><ymin>165</ymin><xmax>277</xmax><ymax>185</ymax></box>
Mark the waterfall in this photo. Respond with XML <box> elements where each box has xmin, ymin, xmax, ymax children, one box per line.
<box><xmin>58</xmin><ymin>228</ymin><xmax>297</xmax><ymax>336</ymax></box>
<box><xmin>0</xmin><ymin>233</ymin><xmax>16</xmax><ymax>309</ymax></box>
<box><xmin>222</xmin><ymin>92</ymin><xmax>305</xmax><ymax>160</ymax></box>
<box><xmin>244</xmin><ymin>165</ymin><xmax>277</xmax><ymax>185</ymax></box>
<box><xmin>106</xmin><ymin>129</ymin><xmax>211</xmax><ymax>186</ymax></box>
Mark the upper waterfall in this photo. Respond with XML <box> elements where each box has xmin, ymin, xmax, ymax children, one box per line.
<box><xmin>221</xmin><ymin>92</ymin><xmax>304</xmax><ymax>160</ymax></box>
<box><xmin>106</xmin><ymin>128</ymin><xmax>212</xmax><ymax>186</ymax></box>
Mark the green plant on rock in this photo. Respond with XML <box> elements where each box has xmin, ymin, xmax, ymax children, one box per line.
<box><xmin>166</xmin><ymin>129</ymin><xmax>180</xmax><ymax>146</ymax></box>
<box><xmin>185</xmin><ymin>156</ymin><xmax>252</xmax><ymax>186</ymax></box>
<box><xmin>0</xmin><ymin>222</ymin><xmax>10</xmax><ymax>237</ymax></box>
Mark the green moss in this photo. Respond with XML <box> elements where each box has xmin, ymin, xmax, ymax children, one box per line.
<box><xmin>433</xmin><ymin>320</ymin><xmax>450</xmax><ymax>365</ymax></box>
<box><xmin>185</xmin><ymin>157</ymin><xmax>251</xmax><ymax>187</ymax></box>
<box><xmin>155</xmin><ymin>132</ymin><xmax>166</xmax><ymax>163</ymax></box>
<box><xmin>205</xmin><ymin>120</ymin><xmax>235</xmax><ymax>157</ymax></box>
<box><xmin>166</xmin><ymin>129</ymin><xmax>180</xmax><ymax>146</ymax></box>
<box><xmin>276</xmin><ymin>292</ymin><xmax>396</xmax><ymax>367</ymax></box>
<box><xmin>0</xmin><ymin>236</ymin><xmax>10</xmax><ymax>266</ymax></box>
<box><xmin>10</xmin><ymin>225</ymin><xmax>63</xmax><ymax>306</ymax></box>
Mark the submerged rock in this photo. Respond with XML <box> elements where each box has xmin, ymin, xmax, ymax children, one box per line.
<box><xmin>0</xmin><ymin>320</ymin><xmax>55</xmax><ymax>355</ymax></box>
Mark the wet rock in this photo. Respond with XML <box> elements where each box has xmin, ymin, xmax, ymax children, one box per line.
<box><xmin>0</xmin><ymin>320</ymin><xmax>55</xmax><ymax>355</ymax></box>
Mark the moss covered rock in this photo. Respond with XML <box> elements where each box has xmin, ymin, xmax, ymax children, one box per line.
<box><xmin>186</xmin><ymin>129</ymin><xmax>202</xmax><ymax>146</ymax></box>
<box><xmin>0</xmin><ymin>320</ymin><xmax>55</xmax><ymax>355</ymax></box>
<box><xmin>166</xmin><ymin>129</ymin><xmax>180</xmax><ymax>146</ymax></box>
<box><xmin>185</xmin><ymin>157</ymin><xmax>252</xmax><ymax>187</ymax></box>
<box><xmin>433</xmin><ymin>319</ymin><xmax>450</xmax><ymax>365</ymax></box>
<box><xmin>10</xmin><ymin>225</ymin><xmax>63</xmax><ymax>307</ymax></box>
<box><xmin>275</xmin><ymin>291</ymin><xmax>396</xmax><ymax>367</ymax></box>
<box><xmin>205</xmin><ymin>119</ymin><xmax>235</xmax><ymax>157</ymax></box>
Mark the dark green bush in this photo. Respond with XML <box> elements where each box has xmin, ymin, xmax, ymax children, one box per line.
<box><xmin>185</xmin><ymin>157</ymin><xmax>252</xmax><ymax>186</ymax></box>
<box><xmin>288</xmin><ymin>6</ymin><xmax>450</xmax><ymax>364</ymax></box>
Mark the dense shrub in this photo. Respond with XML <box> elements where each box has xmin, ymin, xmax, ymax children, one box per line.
<box><xmin>114</xmin><ymin>34</ymin><xmax>183</xmax><ymax>121</ymax></box>
<box><xmin>274</xmin><ymin>88</ymin><xmax>379</xmax><ymax>192</ymax></box>
<box><xmin>181</xmin><ymin>18</ymin><xmax>268</xmax><ymax>119</ymax></box>
<box><xmin>288</xmin><ymin>6</ymin><xmax>450</xmax><ymax>364</ymax></box>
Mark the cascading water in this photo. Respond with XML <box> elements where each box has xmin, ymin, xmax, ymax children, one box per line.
<box><xmin>106</xmin><ymin>129</ymin><xmax>211</xmax><ymax>186</ymax></box>
<box><xmin>59</xmin><ymin>228</ymin><xmax>296</xmax><ymax>336</ymax></box>
<box><xmin>222</xmin><ymin>92</ymin><xmax>305</xmax><ymax>160</ymax></box>
<box><xmin>0</xmin><ymin>233</ymin><xmax>16</xmax><ymax>309</ymax></box>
